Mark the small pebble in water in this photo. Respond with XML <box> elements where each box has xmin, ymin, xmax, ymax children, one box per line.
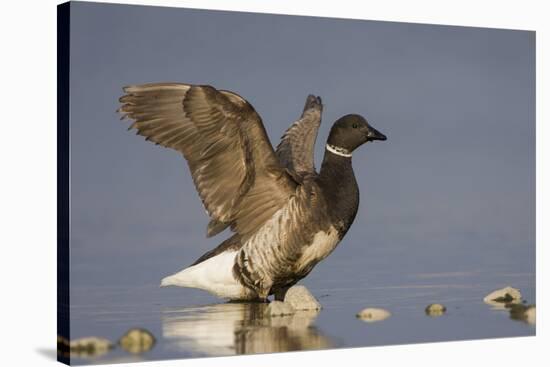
<box><xmin>68</xmin><ymin>337</ymin><xmax>114</xmax><ymax>358</ymax></box>
<box><xmin>265</xmin><ymin>300</ymin><xmax>295</xmax><ymax>317</ymax></box>
<box><xmin>118</xmin><ymin>328</ymin><xmax>156</xmax><ymax>354</ymax></box>
<box><xmin>284</xmin><ymin>285</ymin><xmax>322</xmax><ymax>311</ymax></box>
<box><xmin>483</xmin><ymin>286</ymin><xmax>522</xmax><ymax>304</ymax></box>
<box><xmin>425</xmin><ymin>303</ymin><xmax>446</xmax><ymax>317</ymax></box>
<box><xmin>356</xmin><ymin>308</ymin><xmax>391</xmax><ymax>322</ymax></box>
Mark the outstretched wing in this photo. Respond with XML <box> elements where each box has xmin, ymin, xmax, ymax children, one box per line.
<box><xmin>119</xmin><ymin>83</ymin><xmax>297</xmax><ymax>240</ymax></box>
<box><xmin>276</xmin><ymin>95</ymin><xmax>323</xmax><ymax>178</ymax></box>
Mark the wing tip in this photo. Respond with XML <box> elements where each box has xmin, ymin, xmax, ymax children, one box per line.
<box><xmin>206</xmin><ymin>219</ymin><xmax>230</xmax><ymax>238</ymax></box>
<box><xmin>303</xmin><ymin>94</ymin><xmax>323</xmax><ymax>112</ymax></box>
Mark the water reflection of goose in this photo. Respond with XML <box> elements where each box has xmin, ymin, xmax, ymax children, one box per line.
<box><xmin>162</xmin><ymin>303</ymin><xmax>333</xmax><ymax>356</ymax></box>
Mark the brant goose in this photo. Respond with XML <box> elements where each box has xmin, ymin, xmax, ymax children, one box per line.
<box><xmin>118</xmin><ymin>83</ymin><xmax>386</xmax><ymax>301</ymax></box>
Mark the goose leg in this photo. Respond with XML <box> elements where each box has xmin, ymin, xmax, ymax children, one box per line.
<box><xmin>274</xmin><ymin>286</ymin><xmax>291</xmax><ymax>301</ymax></box>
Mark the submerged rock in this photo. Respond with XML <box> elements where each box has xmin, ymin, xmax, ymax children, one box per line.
<box><xmin>425</xmin><ymin>303</ymin><xmax>446</xmax><ymax>317</ymax></box>
<box><xmin>284</xmin><ymin>285</ymin><xmax>322</xmax><ymax>311</ymax></box>
<box><xmin>483</xmin><ymin>286</ymin><xmax>522</xmax><ymax>305</ymax></box>
<box><xmin>356</xmin><ymin>308</ymin><xmax>392</xmax><ymax>322</ymax></box>
<box><xmin>524</xmin><ymin>306</ymin><xmax>536</xmax><ymax>325</ymax></box>
<box><xmin>265</xmin><ymin>300</ymin><xmax>295</xmax><ymax>317</ymax></box>
<box><xmin>69</xmin><ymin>337</ymin><xmax>114</xmax><ymax>358</ymax></box>
<box><xmin>57</xmin><ymin>336</ymin><xmax>70</xmax><ymax>359</ymax></box>
<box><xmin>508</xmin><ymin>304</ymin><xmax>536</xmax><ymax>325</ymax></box>
<box><xmin>118</xmin><ymin>328</ymin><xmax>156</xmax><ymax>354</ymax></box>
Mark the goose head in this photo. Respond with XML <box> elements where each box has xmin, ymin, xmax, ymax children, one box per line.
<box><xmin>326</xmin><ymin>114</ymin><xmax>386</xmax><ymax>154</ymax></box>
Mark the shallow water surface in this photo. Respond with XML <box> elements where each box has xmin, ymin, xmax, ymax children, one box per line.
<box><xmin>69</xmin><ymin>264</ymin><xmax>535</xmax><ymax>365</ymax></box>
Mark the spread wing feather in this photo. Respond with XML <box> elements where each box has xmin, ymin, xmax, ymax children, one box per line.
<box><xmin>119</xmin><ymin>83</ymin><xmax>296</xmax><ymax>240</ymax></box>
<box><xmin>276</xmin><ymin>95</ymin><xmax>323</xmax><ymax>177</ymax></box>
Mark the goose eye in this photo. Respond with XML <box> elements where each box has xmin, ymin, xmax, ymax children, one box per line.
<box><xmin>352</xmin><ymin>123</ymin><xmax>358</xmax><ymax>129</ymax></box>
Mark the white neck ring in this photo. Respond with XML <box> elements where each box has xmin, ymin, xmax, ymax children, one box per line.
<box><xmin>326</xmin><ymin>144</ymin><xmax>352</xmax><ymax>158</ymax></box>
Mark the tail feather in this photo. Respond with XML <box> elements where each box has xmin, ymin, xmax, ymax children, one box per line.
<box><xmin>160</xmin><ymin>274</ymin><xmax>182</xmax><ymax>287</ymax></box>
<box><xmin>159</xmin><ymin>268</ymin><xmax>196</xmax><ymax>288</ymax></box>
<box><xmin>158</xmin><ymin>251</ymin><xmax>253</xmax><ymax>300</ymax></box>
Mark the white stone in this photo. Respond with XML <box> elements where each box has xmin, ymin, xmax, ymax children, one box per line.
<box><xmin>284</xmin><ymin>285</ymin><xmax>322</xmax><ymax>310</ymax></box>
<box><xmin>356</xmin><ymin>308</ymin><xmax>392</xmax><ymax>322</ymax></box>
<box><xmin>483</xmin><ymin>286</ymin><xmax>522</xmax><ymax>304</ymax></box>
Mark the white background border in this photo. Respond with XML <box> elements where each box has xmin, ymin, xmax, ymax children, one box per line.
<box><xmin>0</xmin><ymin>1</ymin><xmax>546</xmax><ymax>366</ymax></box>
